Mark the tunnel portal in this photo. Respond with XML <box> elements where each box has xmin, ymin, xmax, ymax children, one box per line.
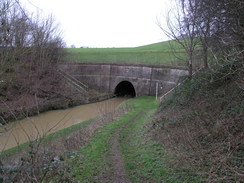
<box><xmin>114</xmin><ymin>81</ymin><xmax>136</xmax><ymax>97</ymax></box>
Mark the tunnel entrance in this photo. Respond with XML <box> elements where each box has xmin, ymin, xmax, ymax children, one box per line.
<box><xmin>114</xmin><ymin>81</ymin><xmax>136</xmax><ymax>97</ymax></box>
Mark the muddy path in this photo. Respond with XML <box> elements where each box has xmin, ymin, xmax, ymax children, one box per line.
<box><xmin>109</xmin><ymin>111</ymin><xmax>144</xmax><ymax>183</ymax></box>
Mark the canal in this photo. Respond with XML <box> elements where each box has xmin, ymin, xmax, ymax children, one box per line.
<box><xmin>0</xmin><ymin>97</ymin><xmax>127</xmax><ymax>151</ymax></box>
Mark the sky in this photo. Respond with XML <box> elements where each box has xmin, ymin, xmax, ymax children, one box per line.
<box><xmin>20</xmin><ymin>0</ymin><xmax>171</xmax><ymax>48</ymax></box>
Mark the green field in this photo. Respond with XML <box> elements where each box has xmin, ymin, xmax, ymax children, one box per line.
<box><xmin>65</xmin><ymin>41</ymin><xmax>187</xmax><ymax>66</ymax></box>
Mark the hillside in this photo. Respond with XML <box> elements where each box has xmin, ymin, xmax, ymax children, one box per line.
<box><xmin>65</xmin><ymin>40</ymin><xmax>189</xmax><ymax>66</ymax></box>
<box><xmin>152</xmin><ymin>62</ymin><xmax>244</xmax><ymax>182</ymax></box>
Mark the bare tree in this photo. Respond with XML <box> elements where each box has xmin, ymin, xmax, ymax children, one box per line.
<box><xmin>193</xmin><ymin>0</ymin><xmax>243</xmax><ymax>89</ymax></box>
<box><xmin>0</xmin><ymin>0</ymin><xmax>64</xmax><ymax>69</ymax></box>
<box><xmin>160</xmin><ymin>0</ymin><xmax>243</xmax><ymax>77</ymax></box>
<box><xmin>193</xmin><ymin>0</ymin><xmax>212</xmax><ymax>68</ymax></box>
<box><xmin>195</xmin><ymin>0</ymin><xmax>243</xmax><ymax>62</ymax></box>
<box><xmin>0</xmin><ymin>0</ymin><xmax>65</xmax><ymax>122</ymax></box>
<box><xmin>159</xmin><ymin>0</ymin><xmax>200</xmax><ymax>77</ymax></box>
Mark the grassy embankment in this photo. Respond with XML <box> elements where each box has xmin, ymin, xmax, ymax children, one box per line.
<box><xmin>65</xmin><ymin>40</ymin><xmax>190</xmax><ymax>67</ymax></box>
<box><xmin>152</xmin><ymin>62</ymin><xmax>243</xmax><ymax>182</ymax></box>
<box><xmin>67</xmin><ymin>97</ymin><xmax>202</xmax><ymax>182</ymax></box>
<box><xmin>69</xmin><ymin>97</ymin><xmax>159</xmax><ymax>181</ymax></box>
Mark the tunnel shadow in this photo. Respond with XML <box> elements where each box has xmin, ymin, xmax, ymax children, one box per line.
<box><xmin>114</xmin><ymin>81</ymin><xmax>136</xmax><ymax>97</ymax></box>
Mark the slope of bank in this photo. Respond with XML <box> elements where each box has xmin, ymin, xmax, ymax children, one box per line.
<box><xmin>152</xmin><ymin>62</ymin><xmax>243</xmax><ymax>182</ymax></box>
<box><xmin>0</xmin><ymin>66</ymin><xmax>108</xmax><ymax>124</ymax></box>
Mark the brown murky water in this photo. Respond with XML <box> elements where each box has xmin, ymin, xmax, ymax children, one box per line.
<box><xmin>0</xmin><ymin>98</ymin><xmax>127</xmax><ymax>151</ymax></box>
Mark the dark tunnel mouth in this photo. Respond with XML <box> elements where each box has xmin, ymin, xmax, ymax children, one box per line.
<box><xmin>114</xmin><ymin>81</ymin><xmax>136</xmax><ymax>97</ymax></box>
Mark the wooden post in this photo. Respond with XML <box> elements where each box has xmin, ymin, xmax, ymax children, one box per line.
<box><xmin>156</xmin><ymin>82</ymin><xmax>158</xmax><ymax>101</ymax></box>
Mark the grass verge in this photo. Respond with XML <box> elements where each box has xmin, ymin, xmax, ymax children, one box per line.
<box><xmin>120</xmin><ymin>103</ymin><xmax>202</xmax><ymax>182</ymax></box>
<box><xmin>70</xmin><ymin>97</ymin><xmax>150</xmax><ymax>182</ymax></box>
<box><xmin>69</xmin><ymin>97</ymin><xmax>202</xmax><ymax>182</ymax></box>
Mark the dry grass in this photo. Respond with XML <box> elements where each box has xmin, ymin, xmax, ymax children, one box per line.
<box><xmin>151</xmin><ymin>68</ymin><xmax>244</xmax><ymax>182</ymax></box>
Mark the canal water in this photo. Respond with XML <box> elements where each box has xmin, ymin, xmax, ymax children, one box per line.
<box><xmin>0</xmin><ymin>98</ymin><xmax>127</xmax><ymax>151</ymax></box>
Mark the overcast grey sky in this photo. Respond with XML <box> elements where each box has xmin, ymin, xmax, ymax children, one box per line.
<box><xmin>21</xmin><ymin>0</ymin><xmax>171</xmax><ymax>48</ymax></box>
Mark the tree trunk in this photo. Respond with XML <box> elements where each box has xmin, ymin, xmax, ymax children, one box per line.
<box><xmin>203</xmin><ymin>44</ymin><xmax>208</xmax><ymax>68</ymax></box>
<box><xmin>188</xmin><ymin>52</ymin><xmax>193</xmax><ymax>78</ymax></box>
<box><xmin>188</xmin><ymin>62</ymin><xmax>193</xmax><ymax>77</ymax></box>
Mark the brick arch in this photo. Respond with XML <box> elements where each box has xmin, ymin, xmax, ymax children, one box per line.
<box><xmin>114</xmin><ymin>80</ymin><xmax>136</xmax><ymax>97</ymax></box>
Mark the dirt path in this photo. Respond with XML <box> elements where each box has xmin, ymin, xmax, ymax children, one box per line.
<box><xmin>110</xmin><ymin>111</ymin><xmax>143</xmax><ymax>183</ymax></box>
